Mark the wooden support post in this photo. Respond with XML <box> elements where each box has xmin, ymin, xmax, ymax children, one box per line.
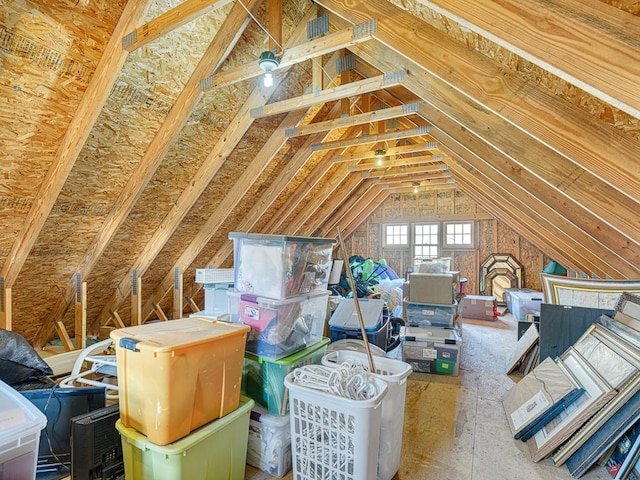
<box><xmin>109</xmin><ymin>310</ymin><xmax>126</xmax><ymax>329</ymax></box>
<box><xmin>269</xmin><ymin>0</ymin><xmax>282</xmax><ymax>52</ymax></box>
<box><xmin>74</xmin><ymin>276</ymin><xmax>87</xmax><ymax>350</ymax></box>
<box><xmin>55</xmin><ymin>321</ymin><xmax>75</xmax><ymax>352</ymax></box>
<box><xmin>152</xmin><ymin>303</ymin><xmax>169</xmax><ymax>322</ymax></box>
<box><xmin>185</xmin><ymin>297</ymin><xmax>200</xmax><ymax>313</ymax></box>
<box><xmin>131</xmin><ymin>270</ymin><xmax>142</xmax><ymax>325</ymax></box>
<box><xmin>0</xmin><ymin>281</ymin><xmax>11</xmax><ymax>331</ymax></box>
<box><xmin>312</xmin><ymin>58</ymin><xmax>323</xmax><ymax>95</ymax></box>
<box><xmin>361</xmin><ymin>94</ymin><xmax>370</xmax><ymax>137</ymax></box>
<box><xmin>173</xmin><ymin>268</ymin><xmax>183</xmax><ymax>320</ymax></box>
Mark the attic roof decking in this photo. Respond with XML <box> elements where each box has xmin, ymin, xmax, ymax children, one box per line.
<box><xmin>0</xmin><ymin>0</ymin><xmax>638</xmax><ymax>347</ymax></box>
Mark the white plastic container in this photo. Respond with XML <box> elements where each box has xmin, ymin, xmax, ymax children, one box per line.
<box><xmin>247</xmin><ymin>405</ymin><xmax>291</xmax><ymax>477</ymax></box>
<box><xmin>322</xmin><ymin>351</ymin><xmax>412</xmax><ymax>480</ymax></box>
<box><xmin>284</xmin><ymin>369</ymin><xmax>387</xmax><ymax>480</ymax></box>
<box><xmin>0</xmin><ymin>379</ymin><xmax>47</xmax><ymax>480</ymax></box>
<box><xmin>229</xmin><ymin>232</ymin><xmax>335</xmax><ymax>300</ymax></box>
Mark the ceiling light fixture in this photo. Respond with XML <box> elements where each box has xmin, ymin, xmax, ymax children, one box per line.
<box><xmin>258</xmin><ymin>51</ymin><xmax>280</xmax><ymax>88</ymax></box>
<box><xmin>375</xmin><ymin>149</ymin><xmax>386</xmax><ymax>166</ymax></box>
<box><xmin>413</xmin><ymin>181</ymin><xmax>419</xmax><ymax>194</ymax></box>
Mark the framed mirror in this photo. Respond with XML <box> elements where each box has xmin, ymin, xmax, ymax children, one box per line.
<box><xmin>479</xmin><ymin>253</ymin><xmax>524</xmax><ymax>305</ymax></box>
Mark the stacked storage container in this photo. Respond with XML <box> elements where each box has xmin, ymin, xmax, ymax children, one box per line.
<box><xmin>110</xmin><ymin>317</ymin><xmax>254</xmax><ymax>480</ymax></box>
<box><xmin>328</xmin><ymin>298</ymin><xmax>389</xmax><ymax>350</ymax></box>
<box><xmin>228</xmin><ymin>232</ymin><xmax>335</xmax><ymax>477</ymax></box>
<box><xmin>401</xmin><ymin>271</ymin><xmax>462</xmax><ymax>374</ymax></box>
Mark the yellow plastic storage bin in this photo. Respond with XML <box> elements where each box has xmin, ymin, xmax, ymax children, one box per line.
<box><xmin>110</xmin><ymin>317</ymin><xmax>249</xmax><ymax>445</ymax></box>
<box><xmin>116</xmin><ymin>396</ymin><xmax>254</xmax><ymax>480</ymax></box>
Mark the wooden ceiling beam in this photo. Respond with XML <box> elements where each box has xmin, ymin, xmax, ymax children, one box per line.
<box><xmin>250</xmin><ymin>71</ymin><xmax>405</xmax><ymax>119</ymax></box>
<box><xmin>310</xmin><ymin>125</ymin><xmax>430</xmax><ymax>152</ymax></box>
<box><xmin>285</xmin><ymin>102</ymin><xmax>419</xmax><ymax>138</ymax></box>
<box><xmin>333</xmin><ymin>141</ymin><xmax>437</xmax><ymax>163</ymax></box>
<box><xmin>331</xmin><ymin>22</ymin><xmax>640</xmax><ymax>276</ymax></box>
<box><xmin>207</xmin><ymin>20</ymin><xmax>377</xmax><ymax>89</ymax></box>
<box><xmin>321</xmin><ymin>0</ymin><xmax>640</xmax><ymax>202</ymax></box>
<box><xmin>379</xmin><ymin>177</ymin><xmax>454</xmax><ymax>189</ymax></box>
<box><xmin>34</xmin><ymin>0</ymin><xmax>263</xmax><ymax>346</ymax></box>
<box><xmin>428</xmin><ymin>112</ymin><xmax>633</xmax><ymax>277</ymax></box>
<box><xmin>0</xmin><ymin>0</ymin><xmax>152</xmax><ymax>293</ymax></box>
<box><xmin>122</xmin><ymin>0</ymin><xmax>234</xmax><ymax>52</ymax></box>
<box><xmin>361</xmin><ymin>163</ymin><xmax>448</xmax><ymax>178</ymax></box>
<box><xmin>349</xmin><ymin>153</ymin><xmax>444</xmax><ymax>171</ymax></box>
<box><xmin>413</xmin><ymin>0</ymin><xmax>640</xmax><ymax>118</ymax></box>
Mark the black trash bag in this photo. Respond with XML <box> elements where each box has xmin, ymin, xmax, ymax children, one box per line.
<box><xmin>0</xmin><ymin>328</ymin><xmax>53</xmax><ymax>386</ymax></box>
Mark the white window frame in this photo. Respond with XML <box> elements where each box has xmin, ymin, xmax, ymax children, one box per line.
<box><xmin>413</xmin><ymin>222</ymin><xmax>440</xmax><ymax>259</ymax></box>
<box><xmin>382</xmin><ymin>223</ymin><xmax>409</xmax><ymax>249</ymax></box>
<box><xmin>443</xmin><ymin>221</ymin><xmax>475</xmax><ymax>249</ymax></box>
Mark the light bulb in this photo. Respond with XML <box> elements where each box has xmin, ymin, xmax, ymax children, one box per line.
<box><xmin>263</xmin><ymin>72</ymin><xmax>274</xmax><ymax>87</ymax></box>
<box><xmin>413</xmin><ymin>185</ymin><xmax>418</xmax><ymax>193</ymax></box>
<box><xmin>377</xmin><ymin>157</ymin><xmax>383</xmax><ymax>166</ymax></box>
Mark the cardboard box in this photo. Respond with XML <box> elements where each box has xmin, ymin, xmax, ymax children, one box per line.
<box><xmin>400</xmin><ymin>326</ymin><xmax>462</xmax><ymax>375</ymax></box>
<box><xmin>408</xmin><ymin>273</ymin><xmax>455</xmax><ymax>304</ymax></box>
<box><xmin>111</xmin><ymin>317</ymin><xmax>249</xmax><ymax>445</ymax></box>
<box><xmin>459</xmin><ymin>295</ymin><xmax>497</xmax><ymax>321</ymax></box>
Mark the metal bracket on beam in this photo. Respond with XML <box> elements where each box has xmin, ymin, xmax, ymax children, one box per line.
<box><xmin>403</xmin><ymin>102</ymin><xmax>419</xmax><ymax>113</ymax></box>
<box><xmin>200</xmin><ymin>76</ymin><xmax>215</xmax><ymax>91</ymax></box>
<box><xmin>353</xmin><ymin>19</ymin><xmax>378</xmax><ymax>39</ymax></box>
<box><xmin>308</xmin><ymin>14</ymin><xmax>329</xmax><ymax>40</ymax></box>
<box><xmin>122</xmin><ymin>30</ymin><xmax>137</xmax><ymax>49</ymax></box>
<box><xmin>285</xmin><ymin>127</ymin><xmax>298</xmax><ymax>137</ymax></box>
<box><xmin>383</xmin><ymin>70</ymin><xmax>404</xmax><ymax>85</ymax></box>
<box><xmin>250</xmin><ymin>106</ymin><xmax>264</xmax><ymax>118</ymax></box>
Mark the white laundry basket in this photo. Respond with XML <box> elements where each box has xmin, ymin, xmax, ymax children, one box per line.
<box><xmin>322</xmin><ymin>350</ymin><xmax>412</xmax><ymax>480</ymax></box>
<box><xmin>284</xmin><ymin>369</ymin><xmax>387</xmax><ymax>480</ymax></box>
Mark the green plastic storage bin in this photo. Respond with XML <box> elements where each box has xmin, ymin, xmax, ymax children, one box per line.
<box><xmin>116</xmin><ymin>396</ymin><xmax>254</xmax><ymax>480</ymax></box>
<box><xmin>242</xmin><ymin>337</ymin><xmax>330</xmax><ymax>415</ymax></box>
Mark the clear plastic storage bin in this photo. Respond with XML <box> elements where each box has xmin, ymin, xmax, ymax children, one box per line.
<box><xmin>110</xmin><ymin>317</ymin><xmax>249</xmax><ymax>445</ymax></box>
<box><xmin>228</xmin><ymin>290</ymin><xmax>329</xmax><ymax>360</ymax></box>
<box><xmin>0</xmin><ymin>379</ymin><xmax>47</xmax><ymax>480</ymax></box>
<box><xmin>242</xmin><ymin>337</ymin><xmax>330</xmax><ymax>416</ymax></box>
<box><xmin>247</xmin><ymin>405</ymin><xmax>291</xmax><ymax>478</ymax></box>
<box><xmin>322</xmin><ymin>351</ymin><xmax>412</xmax><ymax>480</ymax></box>
<box><xmin>404</xmin><ymin>299</ymin><xmax>457</xmax><ymax>328</ymax></box>
<box><xmin>401</xmin><ymin>325</ymin><xmax>462</xmax><ymax>375</ymax></box>
<box><xmin>116</xmin><ymin>396</ymin><xmax>254</xmax><ymax>480</ymax></box>
<box><xmin>229</xmin><ymin>232</ymin><xmax>335</xmax><ymax>300</ymax></box>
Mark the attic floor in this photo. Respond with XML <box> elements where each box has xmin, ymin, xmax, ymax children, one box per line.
<box><xmin>245</xmin><ymin>311</ymin><xmax>612</xmax><ymax>480</ymax></box>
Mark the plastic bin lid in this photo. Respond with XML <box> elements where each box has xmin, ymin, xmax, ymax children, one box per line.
<box><xmin>329</xmin><ymin>298</ymin><xmax>385</xmax><ymax>330</ymax></box>
<box><xmin>110</xmin><ymin>317</ymin><xmax>249</xmax><ymax>353</ymax></box>
<box><xmin>245</xmin><ymin>337</ymin><xmax>330</xmax><ymax>365</ymax></box>
<box><xmin>228</xmin><ymin>231</ymin><xmax>336</xmax><ymax>244</ymax></box>
<box><xmin>0</xmin><ymin>379</ymin><xmax>47</xmax><ymax>443</ymax></box>
<box><xmin>400</xmin><ymin>325</ymin><xmax>461</xmax><ymax>342</ymax></box>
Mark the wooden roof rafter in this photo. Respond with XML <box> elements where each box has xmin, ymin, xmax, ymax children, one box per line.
<box><xmin>349</xmin><ymin>153</ymin><xmax>445</xmax><ymax>171</ymax></box>
<box><xmin>0</xmin><ymin>0</ymin><xmax>153</xmax><ymax>293</ymax></box>
<box><xmin>122</xmin><ymin>0</ymin><xmax>235</xmax><ymax>52</ymax></box>
<box><xmin>205</xmin><ymin>18</ymin><xmax>379</xmax><ymax>89</ymax></box>
<box><xmin>310</xmin><ymin>124</ymin><xmax>430</xmax><ymax>152</ymax></box>
<box><xmin>332</xmin><ymin>140</ymin><xmax>437</xmax><ymax>163</ymax></box>
<box><xmin>361</xmin><ymin>162</ymin><xmax>448</xmax><ymax>178</ymax></box>
<box><xmin>34</xmin><ymin>0</ymin><xmax>264</xmax><ymax>348</ymax></box>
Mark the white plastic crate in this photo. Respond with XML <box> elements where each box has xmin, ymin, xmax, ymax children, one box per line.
<box><xmin>322</xmin><ymin>351</ymin><xmax>412</xmax><ymax>480</ymax></box>
<box><xmin>194</xmin><ymin>268</ymin><xmax>234</xmax><ymax>284</ymax></box>
<box><xmin>284</xmin><ymin>369</ymin><xmax>387</xmax><ymax>480</ymax></box>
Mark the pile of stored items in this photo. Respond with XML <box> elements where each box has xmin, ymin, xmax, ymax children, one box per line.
<box><xmin>502</xmin><ymin>292</ymin><xmax>640</xmax><ymax>478</ymax></box>
<box><xmin>400</xmin><ymin>258</ymin><xmax>462</xmax><ymax>375</ymax></box>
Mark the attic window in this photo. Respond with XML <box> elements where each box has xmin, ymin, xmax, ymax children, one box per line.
<box><xmin>444</xmin><ymin>221</ymin><xmax>474</xmax><ymax>248</ymax></box>
<box><xmin>383</xmin><ymin>224</ymin><xmax>408</xmax><ymax>247</ymax></box>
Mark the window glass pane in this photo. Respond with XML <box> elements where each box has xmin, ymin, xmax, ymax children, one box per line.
<box><xmin>444</xmin><ymin>222</ymin><xmax>473</xmax><ymax>247</ymax></box>
<box><xmin>385</xmin><ymin>224</ymin><xmax>408</xmax><ymax>245</ymax></box>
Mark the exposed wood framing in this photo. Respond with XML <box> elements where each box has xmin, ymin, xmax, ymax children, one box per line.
<box><xmin>122</xmin><ymin>0</ymin><xmax>235</xmax><ymax>52</ymax></box>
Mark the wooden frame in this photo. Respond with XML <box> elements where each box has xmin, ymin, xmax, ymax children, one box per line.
<box><xmin>541</xmin><ymin>274</ymin><xmax>640</xmax><ymax>309</ymax></box>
